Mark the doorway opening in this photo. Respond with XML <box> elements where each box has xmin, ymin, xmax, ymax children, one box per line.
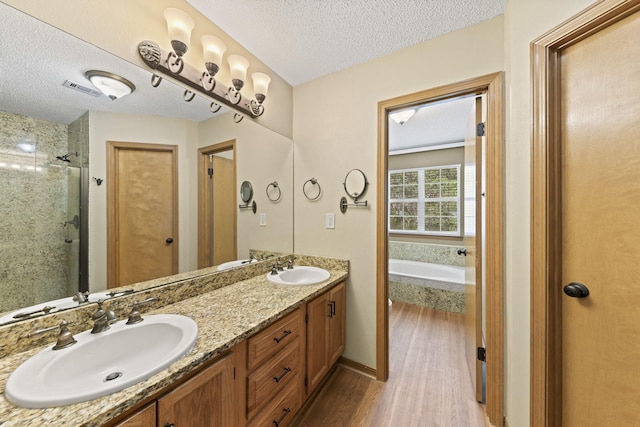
<box><xmin>377</xmin><ymin>72</ymin><xmax>504</xmax><ymax>425</ymax></box>
<box><xmin>198</xmin><ymin>140</ymin><xmax>237</xmax><ymax>268</ymax></box>
<box><xmin>387</xmin><ymin>94</ymin><xmax>486</xmax><ymax>410</ymax></box>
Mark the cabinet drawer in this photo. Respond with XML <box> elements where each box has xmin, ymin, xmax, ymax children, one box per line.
<box><xmin>247</xmin><ymin>308</ymin><xmax>302</xmax><ymax>370</ymax></box>
<box><xmin>247</xmin><ymin>337</ymin><xmax>300</xmax><ymax>419</ymax></box>
<box><xmin>247</xmin><ymin>379</ymin><xmax>301</xmax><ymax>427</ymax></box>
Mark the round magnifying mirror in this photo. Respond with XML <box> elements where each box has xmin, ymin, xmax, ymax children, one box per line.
<box><xmin>240</xmin><ymin>181</ymin><xmax>254</xmax><ymax>203</ymax></box>
<box><xmin>343</xmin><ymin>169</ymin><xmax>368</xmax><ymax>200</ymax></box>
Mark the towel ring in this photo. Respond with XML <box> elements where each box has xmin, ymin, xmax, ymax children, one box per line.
<box><xmin>303</xmin><ymin>178</ymin><xmax>322</xmax><ymax>201</ymax></box>
<box><xmin>266</xmin><ymin>181</ymin><xmax>281</xmax><ymax>202</ymax></box>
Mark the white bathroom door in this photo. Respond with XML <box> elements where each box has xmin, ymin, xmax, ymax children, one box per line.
<box><xmin>463</xmin><ymin>96</ymin><xmax>484</xmax><ymax>403</ymax></box>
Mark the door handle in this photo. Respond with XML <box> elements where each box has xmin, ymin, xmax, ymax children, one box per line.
<box><xmin>563</xmin><ymin>282</ymin><xmax>589</xmax><ymax>298</ymax></box>
<box><xmin>165</xmin><ymin>237</ymin><xmax>173</xmax><ymax>244</ymax></box>
<box><xmin>457</xmin><ymin>248</ymin><xmax>467</xmax><ymax>256</ymax></box>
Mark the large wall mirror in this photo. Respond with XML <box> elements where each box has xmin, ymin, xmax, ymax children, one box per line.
<box><xmin>0</xmin><ymin>3</ymin><xmax>294</xmax><ymax>323</ymax></box>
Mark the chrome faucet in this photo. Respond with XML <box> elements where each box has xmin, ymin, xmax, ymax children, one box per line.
<box><xmin>271</xmin><ymin>258</ymin><xmax>285</xmax><ymax>275</ymax></box>
<box><xmin>90</xmin><ymin>300</ymin><xmax>111</xmax><ymax>334</ymax></box>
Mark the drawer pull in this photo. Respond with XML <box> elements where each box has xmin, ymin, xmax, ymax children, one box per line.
<box><xmin>273</xmin><ymin>367</ymin><xmax>292</xmax><ymax>383</ymax></box>
<box><xmin>327</xmin><ymin>301</ymin><xmax>336</xmax><ymax>317</ymax></box>
<box><xmin>273</xmin><ymin>329</ymin><xmax>292</xmax><ymax>343</ymax></box>
<box><xmin>273</xmin><ymin>407</ymin><xmax>291</xmax><ymax>426</ymax></box>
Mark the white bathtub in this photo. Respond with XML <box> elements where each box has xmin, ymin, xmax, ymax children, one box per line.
<box><xmin>388</xmin><ymin>259</ymin><xmax>469</xmax><ymax>292</ymax></box>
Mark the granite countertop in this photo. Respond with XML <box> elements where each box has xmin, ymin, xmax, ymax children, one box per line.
<box><xmin>0</xmin><ymin>265</ymin><xmax>348</xmax><ymax>426</ymax></box>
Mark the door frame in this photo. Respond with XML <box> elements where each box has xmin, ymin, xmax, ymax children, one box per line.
<box><xmin>376</xmin><ymin>72</ymin><xmax>505</xmax><ymax>425</ymax></box>
<box><xmin>530</xmin><ymin>1</ymin><xmax>640</xmax><ymax>425</ymax></box>
<box><xmin>197</xmin><ymin>140</ymin><xmax>237</xmax><ymax>268</ymax></box>
<box><xmin>106</xmin><ymin>141</ymin><xmax>179</xmax><ymax>288</ymax></box>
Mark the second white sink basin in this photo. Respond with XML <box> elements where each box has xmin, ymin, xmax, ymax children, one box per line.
<box><xmin>217</xmin><ymin>258</ymin><xmax>257</xmax><ymax>270</ymax></box>
<box><xmin>5</xmin><ymin>314</ymin><xmax>198</xmax><ymax>408</ymax></box>
<box><xmin>267</xmin><ymin>266</ymin><xmax>330</xmax><ymax>286</ymax></box>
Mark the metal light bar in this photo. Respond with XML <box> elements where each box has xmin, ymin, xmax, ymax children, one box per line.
<box><xmin>138</xmin><ymin>40</ymin><xmax>259</xmax><ymax>118</ymax></box>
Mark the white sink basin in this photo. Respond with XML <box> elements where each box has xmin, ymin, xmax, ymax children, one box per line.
<box><xmin>267</xmin><ymin>266</ymin><xmax>330</xmax><ymax>286</ymax></box>
<box><xmin>0</xmin><ymin>292</ymin><xmax>112</xmax><ymax>325</ymax></box>
<box><xmin>217</xmin><ymin>258</ymin><xmax>257</xmax><ymax>270</ymax></box>
<box><xmin>5</xmin><ymin>314</ymin><xmax>198</xmax><ymax>408</ymax></box>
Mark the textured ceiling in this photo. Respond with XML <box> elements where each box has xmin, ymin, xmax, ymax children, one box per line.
<box><xmin>187</xmin><ymin>0</ymin><xmax>506</xmax><ymax>86</ymax></box>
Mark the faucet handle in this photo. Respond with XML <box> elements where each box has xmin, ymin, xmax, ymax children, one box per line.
<box><xmin>286</xmin><ymin>257</ymin><xmax>296</xmax><ymax>270</ymax></box>
<box><xmin>270</xmin><ymin>263</ymin><xmax>281</xmax><ymax>275</ymax></box>
<box><xmin>28</xmin><ymin>321</ymin><xmax>77</xmax><ymax>350</ymax></box>
<box><xmin>73</xmin><ymin>290</ymin><xmax>90</xmax><ymax>303</ymax></box>
<box><xmin>126</xmin><ymin>298</ymin><xmax>156</xmax><ymax>325</ymax></box>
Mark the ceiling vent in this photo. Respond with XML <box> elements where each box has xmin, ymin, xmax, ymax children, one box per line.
<box><xmin>62</xmin><ymin>80</ymin><xmax>102</xmax><ymax>97</ymax></box>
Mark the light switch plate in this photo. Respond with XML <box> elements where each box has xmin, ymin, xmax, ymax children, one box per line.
<box><xmin>326</xmin><ymin>213</ymin><xmax>335</xmax><ymax>229</ymax></box>
<box><xmin>259</xmin><ymin>213</ymin><xmax>267</xmax><ymax>226</ymax></box>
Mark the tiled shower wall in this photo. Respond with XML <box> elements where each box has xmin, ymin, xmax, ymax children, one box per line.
<box><xmin>389</xmin><ymin>240</ymin><xmax>465</xmax><ymax>266</ymax></box>
<box><xmin>0</xmin><ymin>111</ymin><xmax>87</xmax><ymax>313</ymax></box>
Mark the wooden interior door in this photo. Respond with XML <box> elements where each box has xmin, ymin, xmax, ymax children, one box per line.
<box><xmin>107</xmin><ymin>142</ymin><xmax>178</xmax><ymax>288</ymax></box>
<box><xmin>198</xmin><ymin>141</ymin><xmax>236</xmax><ymax>268</ymax></box>
<box><xmin>212</xmin><ymin>154</ymin><xmax>235</xmax><ymax>264</ymax></box>
<box><xmin>463</xmin><ymin>96</ymin><xmax>484</xmax><ymax>403</ymax></box>
<box><xmin>560</xmin><ymin>9</ymin><xmax>640</xmax><ymax>426</ymax></box>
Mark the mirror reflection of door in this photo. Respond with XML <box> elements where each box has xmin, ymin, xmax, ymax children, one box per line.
<box><xmin>198</xmin><ymin>141</ymin><xmax>237</xmax><ymax>268</ymax></box>
<box><xmin>107</xmin><ymin>141</ymin><xmax>179</xmax><ymax>288</ymax></box>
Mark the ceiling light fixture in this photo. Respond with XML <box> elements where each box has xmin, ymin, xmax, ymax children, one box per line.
<box><xmin>137</xmin><ymin>8</ymin><xmax>270</xmax><ymax>121</ymax></box>
<box><xmin>17</xmin><ymin>139</ymin><xmax>36</xmax><ymax>153</ymax></box>
<box><xmin>85</xmin><ymin>70</ymin><xmax>136</xmax><ymax>100</ymax></box>
<box><xmin>389</xmin><ymin>109</ymin><xmax>415</xmax><ymax>125</ymax></box>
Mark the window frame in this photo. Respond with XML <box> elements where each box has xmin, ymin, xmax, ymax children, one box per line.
<box><xmin>388</xmin><ymin>164</ymin><xmax>462</xmax><ymax>237</ymax></box>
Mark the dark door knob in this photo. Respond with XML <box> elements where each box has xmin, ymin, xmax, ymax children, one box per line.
<box><xmin>166</xmin><ymin>238</ymin><xmax>174</xmax><ymax>244</ymax></box>
<box><xmin>457</xmin><ymin>248</ymin><xmax>467</xmax><ymax>256</ymax></box>
<box><xmin>563</xmin><ymin>282</ymin><xmax>589</xmax><ymax>298</ymax></box>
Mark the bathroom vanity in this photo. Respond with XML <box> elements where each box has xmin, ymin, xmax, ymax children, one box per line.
<box><xmin>0</xmin><ymin>255</ymin><xmax>348</xmax><ymax>426</ymax></box>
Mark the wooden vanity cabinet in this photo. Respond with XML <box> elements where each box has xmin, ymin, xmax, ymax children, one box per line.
<box><xmin>157</xmin><ymin>350</ymin><xmax>236</xmax><ymax>427</ymax></box>
<box><xmin>108</xmin><ymin>282</ymin><xmax>346</xmax><ymax>427</ymax></box>
<box><xmin>115</xmin><ymin>402</ymin><xmax>156</xmax><ymax>427</ymax></box>
<box><xmin>245</xmin><ymin>307</ymin><xmax>305</xmax><ymax>427</ymax></box>
<box><xmin>306</xmin><ymin>281</ymin><xmax>346</xmax><ymax>396</ymax></box>
<box><xmin>110</xmin><ymin>345</ymin><xmax>241</xmax><ymax>427</ymax></box>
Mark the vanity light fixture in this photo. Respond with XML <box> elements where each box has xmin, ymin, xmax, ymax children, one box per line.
<box><xmin>85</xmin><ymin>70</ymin><xmax>136</xmax><ymax>100</ymax></box>
<box><xmin>163</xmin><ymin>8</ymin><xmax>195</xmax><ymax>73</ymax></box>
<box><xmin>137</xmin><ymin>8</ymin><xmax>270</xmax><ymax>120</ymax></box>
<box><xmin>389</xmin><ymin>109</ymin><xmax>415</xmax><ymax>125</ymax></box>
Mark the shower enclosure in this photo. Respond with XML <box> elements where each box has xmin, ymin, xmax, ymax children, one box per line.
<box><xmin>0</xmin><ymin>111</ymin><xmax>89</xmax><ymax>314</ymax></box>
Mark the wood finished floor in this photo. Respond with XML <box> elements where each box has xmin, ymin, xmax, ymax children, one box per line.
<box><xmin>294</xmin><ymin>302</ymin><xmax>489</xmax><ymax>427</ymax></box>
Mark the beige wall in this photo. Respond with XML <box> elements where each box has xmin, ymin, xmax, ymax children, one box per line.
<box><xmin>503</xmin><ymin>0</ymin><xmax>596</xmax><ymax>425</ymax></box>
<box><xmin>88</xmin><ymin>111</ymin><xmax>199</xmax><ymax>291</ymax></box>
<box><xmin>3</xmin><ymin>0</ymin><xmax>293</xmax><ymax>139</ymax></box>
<box><xmin>293</xmin><ymin>17</ymin><xmax>504</xmax><ymax>371</ymax></box>
<box><xmin>197</xmin><ymin>115</ymin><xmax>294</xmax><ymax>257</ymax></box>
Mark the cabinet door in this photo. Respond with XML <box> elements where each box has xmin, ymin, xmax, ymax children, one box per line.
<box><xmin>158</xmin><ymin>352</ymin><xmax>234</xmax><ymax>427</ymax></box>
<box><xmin>328</xmin><ymin>281</ymin><xmax>346</xmax><ymax>366</ymax></box>
<box><xmin>115</xmin><ymin>402</ymin><xmax>156</xmax><ymax>427</ymax></box>
<box><xmin>306</xmin><ymin>292</ymin><xmax>330</xmax><ymax>396</ymax></box>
